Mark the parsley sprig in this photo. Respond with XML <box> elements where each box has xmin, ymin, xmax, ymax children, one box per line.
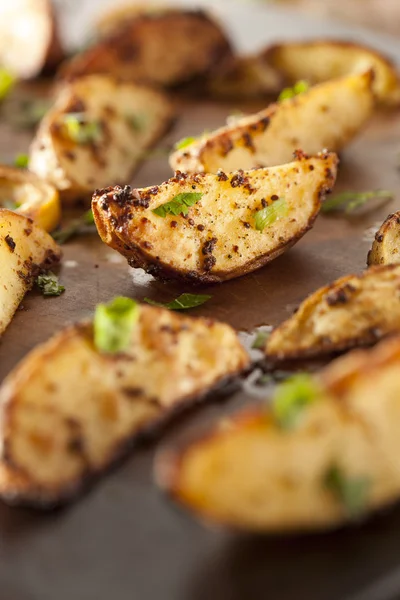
<box><xmin>254</xmin><ymin>198</ymin><xmax>287</xmax><ymax>232</ymax></box>
<box><xmin>152</xmin><ymin>193</ymin><xmax>203</xmax><ymax>218</ymax></box>
<box><xmin>144</xmin><ymin>293</ymin><xmax>211</xmax><ymax>310</ymax></box>
<box><xmin>324</xmin><ymin>465</ymin><xmax>370</xmax><ymax>518</ymax></box>
<box><xmin>36</xmin><ymin>272</ymin><xmax>65</xmax><ymax>297</ymax></box>
<box><xmin>61</xmin><ymin>113</ymin><xmax>102</xmax><ymax>145</ymax></box>
<box><xmin>272</xmin><ymin>373</ymin><xmax>319</xmax><ymax>429</ymax></box>
<box><xmin>52</xmin><ymin>209</ymin><xmax>95</xmax><ymax>244</ymax></box>
<box><xmin>278</xmin><ymin>80</ymin><xmax>309</xmax><ymax>102</ymax></box>
<box><xmin>322</xmin><ymin>190</ymin><xmax>393</xmax><ymax>214</ymax></box>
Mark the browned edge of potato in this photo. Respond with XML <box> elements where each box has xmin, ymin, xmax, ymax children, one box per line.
<box><xmin>266</xmin><ymin>264</ymin><xmax>400</xmax><ymax>361</ymax></box>
<box><xmin>263</xmin><ymin>39</ymin><xmax>400</xmax><ymax>107</ymax></box>
<box><xmin>0</xmin><ymin>306</ymin><xmax>249</xmax><ymax>507</ymax></box>
<box><xmin>170</xmin><ymin>71</ymin><xmax>375</xmax><ymax>174</ymax></box>
<box><xmin>0</xmin><ymin>0</ymin><xmax>64</xmax><ymax>79</ymax></box>
<box><xmin>0</xmin><ymin>208</ymin><xmax>61</xmax><ymax>336</ymax></box>
<box><xmin>156</xmin><ymin>334</ymin><xmax>400</xmax><ymax>532</ymax></box>
<box><xmin>29</xmin><ymin>75</ymin><xmax>174</xmax><ymax>204</ymax></box>
<box><xmin>92</xmin><ymin>151</ymin><xmax>337</xmax><ymax>284</ymax></box>
<box><xmin>58</xmin><ymin>9</ymin><xmax>233</xmax><ymax>88</ymax></box>
<box><xmin>367</xmin><ymin>211</ymin><xmax>400</xmax><ymax>266</ymax></box>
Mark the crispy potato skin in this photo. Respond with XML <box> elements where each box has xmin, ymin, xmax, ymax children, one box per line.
<box><xmin>0</xmin><ymin>0</ymin><xmax>64</xmax><ymax>79</ymax></box>
<box><xmin>266</xmin><ymin>264</ymin><xmax>400</xmax><ymax>360</ymax></box>
<box><xmin>207</xmin><ymin>54</ymin><xmax>283</xmax><ymax>100</ymax></box>
<box><xmin>170</xmin><ymin>72</ymin><xmax>374</xmax><ymax>174</ymax></box>
<box><xmin>0</xmin><ymin>307</ymin><xmax>248</xmax><ymax>507</ymax></box>
<box><xmin>157</xmin><ymin>335</ymin><xmax>400</xmax><ymax>532</ymax></box>
<box><xmin>93</xmin><ymin>153</ymin><xmax>337</xmax><ymax>284</ymax></box>
<box><xmin>367</xmin><ymin>212</ymin><xmax>400</xmax><ymax>266</ymax></box>
<box><xmin>29</xmin><ymin>76</ymin><xmax>173</xmax><ymax>204</ymax></box>
<box><xmin>0</xmin><ymin>209</ymin><xmax>61</xmax><ymax>335</ymax></box>
<box><xmin>59</xmin><ymin>10</ymin><xmax>233</xmax><ymax>87</ymax></box>
<box><xmin>264</xmin><ymin>40</ymin><xmax>400</xmax><ymax>107</ymax></box>
<box><xmin>0</xmin><ymin>166</ymin><xmax>60</xmax><ymax>232</ymax></box>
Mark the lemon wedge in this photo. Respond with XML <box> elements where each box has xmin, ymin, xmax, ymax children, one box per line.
<box><xmin>0</xmin><ymin>166</ymin><xmax>60</xmax><ymax>232</ymax></box>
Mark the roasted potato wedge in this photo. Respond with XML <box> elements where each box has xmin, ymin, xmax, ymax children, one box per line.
<box><xmin>266</xmin><ymin>264</ymin><xmax>400</xmax><ymax>360</ymax></box>
<box><xmin>367</xmin><ymin>212</ymin><xmax>400</xmax><ymax>266</ymax></box>
<box><xmin>264</xmin><ymin>40</ymin><xmax>400</xmax><ymax>107</ymax></box>
<box><xmin>0</xmin><ymin>305</ymin><xmax>248</xmax><ymax>507</ymax></box>
<box><xmin>29</xmin><ymin>75</ymin><xmax>173</xmax><ymax>204</ymax></box>
<box><xmin>95</xmin><ymin>4</ymin><xmax>174</xmax><ymax>38</ymax></box>
<box><xmin>157</xmin><ymin>335</ymin><xmax>400</xmax><ymax>532</ymax></box>
<box><xmin>0</xmin><ymin>166</ymin><xmax>60</xmax><ymax>232</ymax></box>
<box><xmin>0</xmin><ymin>208</ymin><xmax>61</xmax><ymax>335</ymax></box>
<box><xmin>59</xmin><ymin>9</ymin><xmax>233</xmax><ymax>88</ymax></box>
<box><xmin>170</xmin><ymin>72</ymin><xmax>374</xmax><ymax>174</ymax></box>
<box><xmin>93</xmin><ymin>152</ymin><xmax>337</xmax><ymax>284</ymax></box>
<box><xmin>207</xmin><ymin>54</ymin><xmax>283</xmax><ymax>100</ymax></box>
<box><xmin>0</xmin><ymin>0</ymin><xmax>64</xmax><ymax>79</ymax></box>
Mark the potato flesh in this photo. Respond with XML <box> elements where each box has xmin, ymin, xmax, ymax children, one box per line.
<box><xmin>0</xmin><ymin>306</ymin><xmax>248</xmax><ymax>504</ymax></box>
<box><xmin>367</xmin><ymin>212</ymin><xmax>400</xmax><ymax>266</ymax></box>
<box><xmin>93</xmin><ymin>154</ymin><xmax>337</xmax><ymax>283</ymax></box>
<box><xmin>265</xmin><ymin>41</ymin><xmax>400</xmax><ymax>106</ymax></box>
<box><xmin>0</xmin><ymin>209</ymin><xmax>61</xmax><ymax>335</ymax></box>
<box><xmin>266</xmin><ymin>264</ymin><xmax>400</xmax><ymax>359</ymax></box>
<box><xmin>161</xmin><ymin>336</ymin><xmax>400</xmax><ymax>531</ymax></box>
<box><xmin>170</xmin><ymin>72</ymin><xmax>374</xmax><ymax>174</ymax></box>
<box><xmin>29</xmin><ymin>76</ymin><xmax>173</xmax><ymax>202</ymax></box>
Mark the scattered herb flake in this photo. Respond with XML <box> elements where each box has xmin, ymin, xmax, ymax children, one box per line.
<box><xmin>278</xmin><ymin>80</ymin><xmax>309</xmax><ymax>102</ymax></box>
<box><xmin>252</xmin><ymin>329</ymin><xmax>271</xmax><ymax>350</ymax></box>
<box><xmin>152</xmin><ymin>192</ymin><xmax>203</xmax><ymax>218</ymax></box>
<box><xmin>3</xmin><ymin>199</ymin><xmax>20</xmax><ymax>210</ymax></box>
<box><xmin>52</xmin><ymin>209</ymin><xmax>95</xmax><ymax>244</ymax></box>
<box><xmin>14</xmin><ymin>153</ymin><xmax>29</xmax><ymax>168</ymax></box>
<box><xmin>61</xmin><ymin>113</ymin><xmax>102</xmax><ymax>145</ymax></box>
<box><xmin>254</xmin><ymin>197</ymin><xmax>287</xmax><ymax>232</ymax></box>
<box><xmin>144</xmin><ymin>293</ymin><xmax>211</xmax><ymax>310</ymax></box>
<box><xmin>94</xmin><ymin>297</ymin><xmax>139</xmax><ymax>354</ymax></box>
<box><xmin>36</xmin><ymin>272</ymin><xmax>65</xmax><ymax>297</ymax></box>
<box><xmin>322</xmin><ymin>190</ymin><xmax>393</xmax><ymax>214</ymax></box>
<box><xmin>0</xmin><ymin>69</ymin><xmax>15</xmax><ymax>101</ymax></box>
<box><xmin>175</xmin><ymin>136</ymin><xmax>197</xmax><ymax>150</ymax></box>
<box><xmin>324</xmin><ymin>465</ymin><xmax>370</xmax><ymax>518</ymax></box>
<box><xmin>272</xmin><ymin>373</ymin><xmax>319</xmax><ymax>429</ymax></box>
<box><xmin>126</xmin><ymin>113</ymin><xmax>148</xmax><ymax>132</ymax></box>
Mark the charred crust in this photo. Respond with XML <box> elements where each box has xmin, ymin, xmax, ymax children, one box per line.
<box><xmin>242</xmin><ymin>132</ymin><xmax>255</xmax><ymax>152</ymax></box>
<box><xmin>202</xmin><ymin>237</ymin><xmax>217</xmax><ymax>255</ymax></box>
<box><xmin>217</xmin><ymin>170</ymin><xmax>228</xmax><ymax>182</ymax></box>
<box><xmin>5</xmin><ymin>235</ymin><xmax>16</xmax><ymax>252</ymax></box>
<box><xmin>326</xmin><ymin>283</ymin><xmax>356</xmax><ymax>306</ymax></box>
<box><xmin>203</xmin><ymin>255</ymin><xmax>217</xmax><ymax>272</ymax></box>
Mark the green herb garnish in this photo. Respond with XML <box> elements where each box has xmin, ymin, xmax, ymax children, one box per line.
<box><xmin>152</xmin><ymin>193</ymin><xmax>203</xmax><ymax>218</ymax></box>
<box><xmin>94</xmin><ymin>297</ymin><xmax>139</xmax><ymax>354</ymax></box>
<box><xmin>272</xmin><ymin>373</ymin><xmax>319</xmax><ymax>429</ymax></box>
<box><xmin>322</xmin><ymin>190</ymin><xmax>393</xmax><ymax>214</ymax></box>
<box><xmin>324</xmin><ymin>465</ymin><xmax>370</xmax><ymax>518</ymax></box>
<box><xmin>254</xmin><ymin>197</ymin><xmax>287</xmax><ymax>232</ymax></box>
<box><xmin>144</xmin><ymin>293</ymin><xmax>211</xmax><ymax>310</ymax></box>
<box><xmin>14</xmin><ymin>153</ymin><xmax>29</xmax><ymax>168</ymax></box>
<box><xmin>278</xmin><ymin>80</ymin><xmax>309</xmax><ymax>102</ymax></box>
<box><xmin>0</xmin><ymin>69</ymin><xmax>15</xmax><ymax>101</ymax></box>
<box><xmin>36</xmin><ymin>272</ymin><xmax>65</xmax><ymax>297</ymax></box>
<box><xmin>252</xmin><ymin>330</ymin><xmax>271</xmax><ymax>350</ymax></box>
<box><xmin>175</xmin><ymin>136</ymin><xmax>197</xmax><ymax>150</ymax></box>
<box><xmin>126</xmin><ymin>113</ymin><xmax>148</xmax><ymax>132</ymax></box>
<box><xmin>52</xmin><ymin>209</ymin><xmax>95</xmax><ymax>244</ymax></box>
<box><xmin>61</xmin><ymin>113</ymin><xmax>102</xmax><ymax>144</ymax></box>
<box><xmin>3</xmin><ymin>199</ymin><xmax>20</xmax><ymax>210</ymax></box>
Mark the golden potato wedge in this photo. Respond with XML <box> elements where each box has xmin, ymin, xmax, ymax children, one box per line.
<box><xmin>0</xmin><ymin>208</ymin><xmax>61</xmax><ymax>335</ymax></box>
<box><xmin>170</xmin><ymin>71</ymin><xmax>374</xmax><ymax>174</ymax></box>
<box><xmin>93</xmin><ymin>152</ymin><xmax>337</xmax><ymax>284</ymax></box>
<box><xmin>0</xmin><ymin>0</ymin><xmax>64</xmax><ymax>79</ymax></box>
<box><xmin>264</xmin><ymin>40</ymin><xmax>400</xmax><ymax>107</ymax></box>
<box><xmin>0</xmin><ymin>305</ymin><xmax>248</xmax><ymax>507</ymax></box>
<box><xmin>266</xmin><ymin>264</ymin><xmax>400</xmax><ymax>360</ymax></box>
<box><xmin>367</xmin><ymin>212</ymin><xmax>400</xmax><ymax>266</ymax></box>
<box><xmin>207</xmin><ymin>54</ymin><xmax>283</xmax><ymax>100</ymax></box>
<box><xmin>29</xmin><ymin>75</ymin><xmax>174</xmax><ymax>204</ymax></box>
<box><xmin>59</xmin><ymin>9</ymin><xmax>233</xmax><ymax>87</ymax></box>
<box><xmin>157</xmin><ymin>335</ymin><xmax>400</xmax><ymax>532</ymax></box>
<box><xmin>0</xmin><ymin>166</ymin><xmax>60</xmax><ymax>232</ymax></box>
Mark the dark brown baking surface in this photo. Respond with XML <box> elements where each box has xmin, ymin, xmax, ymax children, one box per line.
<box><xmin>0</xmin><ymin>89</ymin><xmax>400</xmax><ymax>599</ymax></box>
